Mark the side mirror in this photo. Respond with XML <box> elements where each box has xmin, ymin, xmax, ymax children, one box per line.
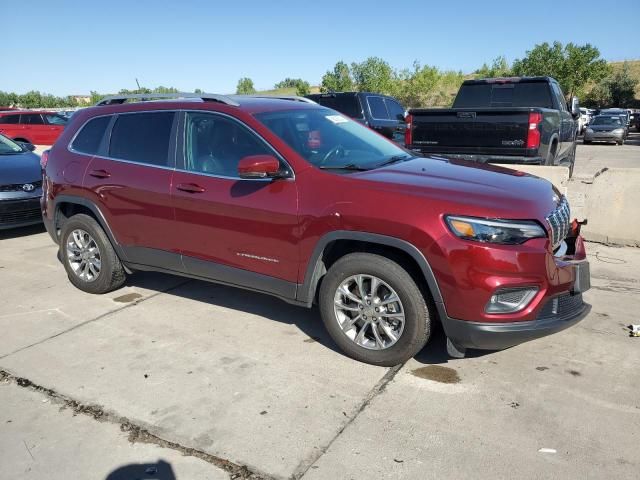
<box><xmin>237</xmin><ymin>154</ymin><xmax>282</xmax><ymax>179</ymax></box>
<box><xmin>570</xmin><ymin>97</ymin><xmax>580</xmax><ymax>117</ymax></box>
<box><xmin>17</xmin><ymin>141</ymin><xmax>36</xmax><ymax>152</ymax></box>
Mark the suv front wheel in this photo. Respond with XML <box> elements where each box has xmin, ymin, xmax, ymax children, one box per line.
<box><xmin>319</xmin><ymin>253</ymin><xmax>431</xmax><ymax>366</ymax></box>
<box><xmin>60</xmin><ymin>214</ymin><xmax>126</xmax><ymax>294</ymax></box>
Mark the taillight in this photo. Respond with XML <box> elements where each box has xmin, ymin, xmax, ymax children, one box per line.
<box><xmin>404</xmin><ymin>114</ymin><xmax>413</xmax><ymax>146</ymax></box>
<box><xmin>40</xmin><ymin>150</ymin><xmax>49</xmax><ymax>169</ymax></box>
<box><xmin>526</xmin><ymin>112</ymin><xmax>542</xmax><ymax>149</ymax></box>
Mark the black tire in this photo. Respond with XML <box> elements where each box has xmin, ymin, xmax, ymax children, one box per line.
<box><xmin>60</xmin><ymin>214</ymin><xmax>126</xmax><ymax>294</ymax></box>
<box><xmin>544</xmin><ymin>144</ymin><xmax>557</xmax><ymax>166</ymax></box>
<box><xmin>583</xmin><ymin>139</ymin><xmax>591</xmax><ymax>145</ymax></box>
<box><xmin>617</xmin><ymin>140</ymin><xmax>624</xmax><ymax>146</ymax></box>
<box><xmin>319</xmin><ymin>253</ymin><xmax>430</xmax><ymax>366</ymax></box>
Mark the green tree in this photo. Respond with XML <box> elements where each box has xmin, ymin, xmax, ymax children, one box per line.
<box><xmin>320</xmin><ymin>61</ymin><xmax>354</xmax><ymax>92</ymax></box>
<box><xmin>394</xmin><ymin>62</ymin><xmax>464</xmax><ymax>108</ymax></box>
<box><xmin>351</xmin><ymin>57</ymin><xmax>395</xmax><ymax>94</ymax></box>
<box><xmin>194</xmin><ymin>88</ymin><xmax>203</xmax><ymax>94</ymax></box>
<box><xmin>512</xmin><ymin>42</ymin><xmax>610</xmax><ymax>99</ymax></box>
<box><xmin>606</xmin><ymin>62</ymin><xmax>638</xmax><ymax>107</ymax></box>
<box><xmin>236</xmin><ymin>77</ymin><xmax>256</xmax><ymax>95</ymax></box>
<box><xmin>295</xmin><ymin>80</ymin><xmax>311</xmax><ymax>96</ymax></box>
<box><xmin>274</xmin><ymin>78</ymin><xmax>302</xmax><ymax>89</ymax></box>
<box><xmin>476</xmin><ymin>56</ymin><xmax>511</xmax><ymax>78</ymax></box>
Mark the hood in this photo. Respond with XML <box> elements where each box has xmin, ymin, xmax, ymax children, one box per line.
<box><xmin>0</xmin><ymin>151</ymin><xmax>42</xmax><ymax>185</ymax></box>
<box><xmin>352</xmin><ymin>156</ymin><xmax>561</xmax><ymax>221</ymax></box>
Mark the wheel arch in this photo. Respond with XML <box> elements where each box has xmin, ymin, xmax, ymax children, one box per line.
<box><xmin>53</xmin><ymin>195</ymin><xmax>127</xmax><ymax>262</ymax></box>
<box><xmin>297</xmin><ymin>231</ymin><xmax>446</xmax><ymax>316</ymax></box>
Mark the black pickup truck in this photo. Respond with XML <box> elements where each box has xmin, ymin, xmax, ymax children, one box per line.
<box><xmin>405</xmin><ymin>77</ymin><xmax>580</xmax><ymax>172</ymax></box>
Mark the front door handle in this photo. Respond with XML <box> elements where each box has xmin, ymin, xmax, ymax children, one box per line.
<box><xmin>88</xmin><ymin>169</ymin><xmax>111</xmax><ymax>179</ymax></box>
<box><xmin>176</xmin><ymin>183</ymin><xmax>205</xmax><ymax>193</ymax></box>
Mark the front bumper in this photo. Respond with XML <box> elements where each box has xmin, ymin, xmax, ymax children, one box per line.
<box><xmin>0</xmin><ymin>196</ymin><xmax>43</xmax><ymax>230</ymax></box>
<box><xmin>442</xmin><ymin>292</ymin><xmax>591</xmax><ymax>350</ymax></box>
<box><xmin>584</xmin><ymin>131</ymin><xmax>623</xmax><ymax>142</ymax></box>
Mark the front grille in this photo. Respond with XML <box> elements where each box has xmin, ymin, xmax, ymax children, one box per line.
<box><xmin>545</xmin><ymin>196</ymin><xmax>570</xmax><ymax>247</ymax></box>
<box><xmin>0</xmin><ymin>206</ymin><xmax>42</xmax><ymax>225</ymax></box>
<box><xmin>0</xmin><ymin>180</ymin><xmax>42</xmax><ymax>193</ymax></box>
<box><xmin>537</xmin><ymin>293</ymin><xmax>583</xmax><ymax>321</ymax></box>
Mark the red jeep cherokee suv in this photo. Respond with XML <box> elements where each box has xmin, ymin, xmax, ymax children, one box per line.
<box><xmin>41</xmin><ymin>93</ymin><xmax>591</xmax><ymax>366</ymax></box>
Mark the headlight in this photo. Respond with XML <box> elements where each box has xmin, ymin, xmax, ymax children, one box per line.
<box><xmin>585</xmin><ymin>128</ymin><xmax>593</xmax><ymax>133</ymax></box>
<box><xmin>612</xmin><ymin>128</ymin><xmax>624</xmax><ymax>134</ymax></box>
<box><xmin>445</xmin><ymin>216</ymin><xmax>546</xmax><ymax>244</ymax></box>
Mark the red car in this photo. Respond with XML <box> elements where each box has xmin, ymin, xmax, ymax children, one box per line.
<box><xmin>0</xmin><ymin>110</ymin><xmax>68</xmax><ymax>145</ymax></box>
<box><xmin>41</xmin><ymin>93</ymin><xmax>591</xmax><ymax>366</ymax></box>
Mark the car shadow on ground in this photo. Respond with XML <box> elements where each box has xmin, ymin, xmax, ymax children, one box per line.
<box><xmin>105</xmin><ymin>460</ymin><xmax>176</xmax><ymax>480</ymax></box>
<box><xmin>0</xmin><ymin>223</ymin><xmax>45</xmax><ymax>240</ymax></box>
<box><xmin>125</xmin><ymin>272</ymin><xmax>493</xmax><ymax>365</ymax></box>
<box><xmin>124</xmin><ymin>272</ymin><xmax>343</xmax><ymax>356</ymax></box>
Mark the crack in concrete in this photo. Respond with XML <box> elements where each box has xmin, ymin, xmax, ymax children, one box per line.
<box><xmin>0</xmin><ymin>369</ymin><xmax>273</xmax><ymax>480</ymax></box>
<box><xmin>292</xmin><ymin>363</ymin><xmax>405</xmax><ymax>479</ymax></box>
<box><xmin>0</xmin><ymin>279</ymin><xmax>192</xmax><ymax>361</ymax></box>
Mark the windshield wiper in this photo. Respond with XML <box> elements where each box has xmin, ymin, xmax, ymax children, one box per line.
<box><xmin>375</xmin><ymin>154</ymin><xmax>414</xmax><ymax>168</ymax></box>
<box><xmin>318</xmin><ymin>163</ymin><xmax>369</xmax><ymax>171</ymax></box>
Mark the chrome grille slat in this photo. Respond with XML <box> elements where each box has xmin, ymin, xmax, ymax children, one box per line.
<box><xmin>546</xmin><ymin>197</ymin><xmax>570</xmax><ymax>247</ymax></box>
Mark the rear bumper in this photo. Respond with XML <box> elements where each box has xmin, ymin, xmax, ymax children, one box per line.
<box><xmin>0</xmin><ymin>197</ymin><xmax>43</xmax><ymax>230</ymax></box>
<box><xmin>442</xmin><ymin>293</ymin><xmax>591</xmax><ymax>350</ymax></box>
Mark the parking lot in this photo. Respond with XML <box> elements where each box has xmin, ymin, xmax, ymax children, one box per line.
<box><xmin>1</xmin><ymin>142</ymin><xmax>639</xmax><ymax>480</ymax></box>
<box><xmin>574</xmin><ymin>131</ymin><xmax>640</xmax><ymax>178</ymax></box>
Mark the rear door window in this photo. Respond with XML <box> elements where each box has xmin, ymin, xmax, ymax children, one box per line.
<box><xmin>367</xmin><ymin>96</ymin><xmax>390</xmax><ymax>119</ymax></box>
<box><xmin>109</xmin><ymin>111</ymin><xmax>175</xmax><ymax>166</ymax></box>
<box><xmin>311</xmin><ymin>95</ymin><xmax>363</xmax><ymax>119</ymax></box>
<box><xmin>21</xmin><ymin>114</ymin><xmax>45</xmax><ymax>125</ymax></box>
<box><xmin>71</xmin><ymin>116</ymin><xmax>111</xmax><ymax>155</ymax></box>
<box><xmin>384</xmin><ymin>99</ymin><xmax>405</xmax><ymax>121</ymax></box>
<box><xmin>0</xmin><ymin>114</ymin><xmax>20</xmax><ymax>124</ymax></box>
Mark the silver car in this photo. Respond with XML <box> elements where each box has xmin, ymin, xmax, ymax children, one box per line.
<box><xmin>583</xmin><ymin>115</ymin><xmax>626</xmax><ymax>145</ymax></box>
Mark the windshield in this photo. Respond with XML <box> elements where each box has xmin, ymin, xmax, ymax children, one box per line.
<box><xmin>254</xmin><ymin>108</ymin><xmax>409</xmax><ymax>171</ymax></box>
<box><xmin>592</xmin><ymin>116</ymin><xmax>622</xmax><ymax>126</ymax></box>
<box><xmin>0</xmin><ymin>133</ymin><xmax>24</xmax><ymax>155</ymax></box>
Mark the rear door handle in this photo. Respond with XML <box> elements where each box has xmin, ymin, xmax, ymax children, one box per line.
<box><xmin>176</xmin><ymin>183</ymin><xmax>205</xmax><ymax>193</ymax></box>
<box><xmin>88</xmin><ymin>169</ymin><xmax>111</xmax><ymax>179</ymax></box>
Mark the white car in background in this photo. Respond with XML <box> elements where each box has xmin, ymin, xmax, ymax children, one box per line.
<box><xmin>578</xmin><ymin>108</ymin><xmax>592</xmax><ymax>134</ymax></box>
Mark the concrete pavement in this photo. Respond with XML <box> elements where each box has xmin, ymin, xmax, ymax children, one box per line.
<box><xmin>1</xmin><ymin>225</ymin><xmax>639</xmax><ymax>479</ymax></box>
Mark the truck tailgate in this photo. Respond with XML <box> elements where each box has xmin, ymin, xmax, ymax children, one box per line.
<box><xmin>411</xmin><ymin>109</ymin><xmax>531</xmax><ymax>155</ymax></box>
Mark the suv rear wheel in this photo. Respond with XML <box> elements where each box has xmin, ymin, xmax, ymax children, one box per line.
<box><xmin>319</xmin><ymin>253</ymin><xmax>430</xmax><ymax>366</ymax></box>
<box><xmin>60</xmin><ymin>214</ymin><xmax>126</xmax><ymax>294</ymax></box>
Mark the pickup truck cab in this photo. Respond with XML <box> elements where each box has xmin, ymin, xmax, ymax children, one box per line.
<box><xmin>306</xmin><ymin>92</ymin><xmax>407</xmax><ymax>145</ymax></box>
<box><xmin>405</xmin><ymin>77</ymin><xmax>580</xmax><ymax>173</ymax></box>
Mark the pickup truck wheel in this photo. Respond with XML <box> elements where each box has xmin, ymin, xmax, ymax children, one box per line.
<box><xmin>545</xmin><ymin>146</ymin><xmax>557</xmax><ymax>166</ymax></box>
<box><xmin>319</xmin><ymin>253</ymin><xmax>430</xmax><ymax>366</ymax></box>
<box><xmin>60</xmin><ymin>214</ymin><xmax>126</xmax><ymax>294</ymax></box>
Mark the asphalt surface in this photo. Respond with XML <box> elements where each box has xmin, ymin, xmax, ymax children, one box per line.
<box><xmin>1</xmin><ymin>223</ymin><xmax>639</xmax><ymax>479</ymax></box>
<box><xmin>574</xmin><ymin>130</ymin><xmax>640</xmax><ymax>178</ymax></box>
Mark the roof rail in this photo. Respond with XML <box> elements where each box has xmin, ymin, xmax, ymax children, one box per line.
<box><xmin>95</xmin><ymin>92</ymin><xmax>240</xmax><ymax>107</ymax></box>
<box><xmin>240</xmin><ymin>95</ymin><xmax>317</xmax><ymax>104</ymax></box>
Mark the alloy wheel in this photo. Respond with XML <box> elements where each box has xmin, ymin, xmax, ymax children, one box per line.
<box><xmin>66</xmin><ymin>229</ymin><xmax>101</xmax><ymax>282</ymax></box>
<box><xmin>333</xmin><ymin>274</ymin><xmax>405</xmax><ymax>350</ymax></box>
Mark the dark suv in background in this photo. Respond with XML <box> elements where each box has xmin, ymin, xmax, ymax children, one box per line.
<box><xmin>42</xmin><ymin>93</ymin><xmax>590</xmax><ymax>366</ymax></box>
<box><xmin>306</xmin><ymin>92</ymin><xmax>407</xmax><ymax>144</ymax></box>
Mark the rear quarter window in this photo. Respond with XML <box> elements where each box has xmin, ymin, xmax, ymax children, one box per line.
<box><xmin>311</xmin><ymin>95</ymin><xmax>363</xmax><ymax>119</ymax></box>
<box><xmin>70</xmin><ymin>116</ymin><xmax>111</xmax><ymax>155</ymax></box>
<box><xmin>108</xmin><ymin>111</ymin><xmax>175</xmax><ymax>166</ymax></box>
<box><xmin>367</xmin><ymin>96</ymin><xmax>390</xmax><ymax>119</ymax></box>
<box><xmin>0</xmin><ymin>114</ymin><xmax>20</xmax><ymax>124</ymax></box>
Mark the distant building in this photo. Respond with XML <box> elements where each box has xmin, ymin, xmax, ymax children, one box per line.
<box><xmin>71</xmin><ymin>95</ymin><xmax>91</xmax><ymax>104</ymax></box>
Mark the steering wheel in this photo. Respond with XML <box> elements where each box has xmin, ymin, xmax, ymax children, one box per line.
<box><xmin>319</xmin><ymin>145</ymin><xmax>345</xmax><ymax>166</ymax></box>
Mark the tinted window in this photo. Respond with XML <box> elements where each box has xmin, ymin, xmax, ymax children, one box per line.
<box><xmin>0</xmin><ymin>114</ymin><xmax>20</xmax><ymax>124</ymax></box>
<box><xmin>184</xmin><ymin>112</ymin><xmax>271</xmax><ymax>177</ymax></box>
<box><xmin>367</xmin><ymin>96</ymin><xmax>389</xmax><ymax>119</ymax></box>
<box><xmin>308</xmin><ymin>95</ymin><xmax>363</xmax><ymax>119</ymax></box>
<box><xmin>385</xmin><ymin>99</ymin><xmax>405</xmax><ymax>120</ymax></box>
<box><xmin>21</xmin><ymin>114</ymin><xmax>44</xmax><ymax>125</ymax></box>
<box><xmin>592</xmin><ymin>116</ymin><xmax>622</xmax><ymax>126</ymax></box>
<box><xmin>71</xmin><ymin>116</ymin><xmax>111</xmax><ymax>154</ymax></box>
<box><xmin>44</xmin><ymin>113</ymin><xmax>68</xmax><ymax>125</ymax></box>
<box><xmin>454</xmin><ymin>82</ymin><xmax>553</xmax><ymax>108</ymax></box>
<box><xmin>551</xmin><ymin>83</ymin><xmax>566</xmax><ymax>111</ymax></box>
<box><xmin>109</xmin><ymin>112</ymin><xmax>175</xmax><ymax>166</ymax></box>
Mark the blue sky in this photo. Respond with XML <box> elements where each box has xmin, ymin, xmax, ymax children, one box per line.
<box><xmin>6</xmin><ymin>0</ymin><xmax>639</xmax><ymax>96</ymax></box>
